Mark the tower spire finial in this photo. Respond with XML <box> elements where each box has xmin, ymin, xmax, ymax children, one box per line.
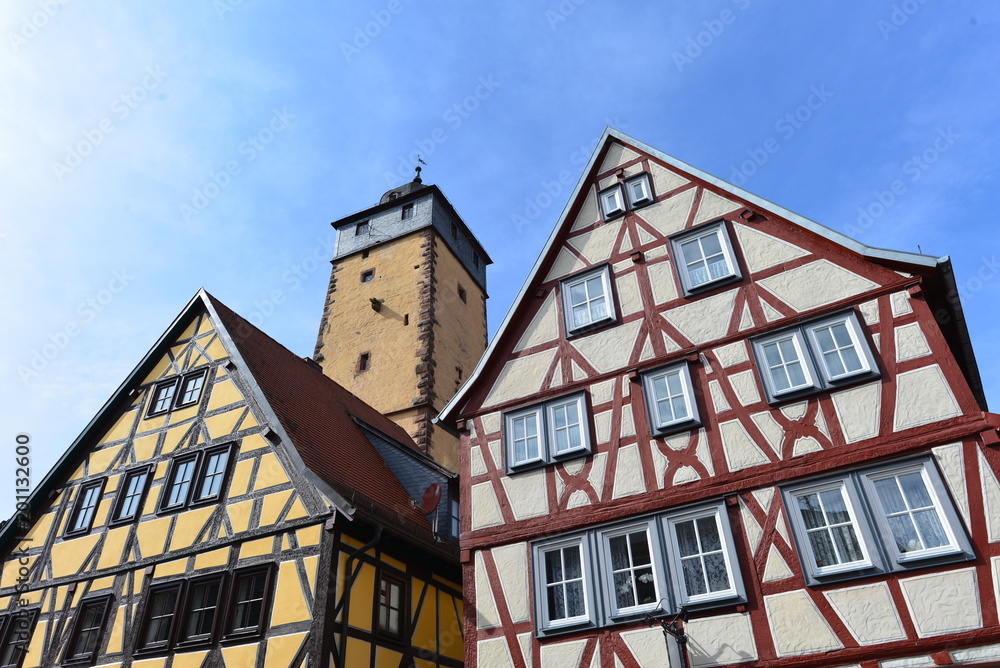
<box><xmin>414</xmin><ymin>155</ymin><xmax>427</xmax><ymax>183</ymax></box>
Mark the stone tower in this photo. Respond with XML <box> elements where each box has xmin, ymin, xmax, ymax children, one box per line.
<box><xmin>313</xmin><ymin>174</ymin><xmax>490</xmax><ymax>472</ymax></box>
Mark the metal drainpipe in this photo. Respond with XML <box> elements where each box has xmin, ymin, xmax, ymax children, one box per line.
<box><xmin>338</xmin><ymin>525</ymin><xmax>383</xmax><ymax>668</ymax></box>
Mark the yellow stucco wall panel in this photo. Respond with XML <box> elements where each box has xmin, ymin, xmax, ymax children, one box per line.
<box><xmin>132</xmin><ymin>658</ymin><xmax>166</xmax><ymax>668</ymax></box>
<box><xmin>349</xmin><ymin>562</ymin><xmax>375</xmax><ymax>631</ymax></box>
<box><xmin>263</xmin><ymin>632</ymin><xmax>308</xmax><ymax>668</ymax></box>
<box><xmin>169</xmin><ymin>403</ymin><xmax>200</xmax><ymax>425</ymax></box>
<box><xmin>381</xmin><ymin>553</ymin><xmax>405</xmax><ymax>572</ymax></box>
<box><xmin>194</xmin><ymin>546</ymin><xmax>230</xmax><ymax>570</ymax></box>
<box><xmin>375</xmin><ymin>647</ymin><xmax>404</xmax><ymax>668</ymax></box>
<box><xmin>168</xmin><ymin>506</ymin><xmax>216</xmax><ymax>551</ymax></box>
<box><xmin>161</xmin><ymin>425</ymin><xmax>190</xmax><ymax>456</ymax></box>
<box><xmin>411</xmin><ymin>579</ymin><xmax>425</xmax><ymax>617</ymax></box>
<box><xmin>240</xmin><ymin>433</ymin><xmax>270</xmax><ymax>453</ymax></box>
<box><xmin>254</xmin><ymin>453</ymin><xmax>291</xmax><ymax>491</ymax></box>
<box><xmin>132</xmin><ymin>433</ymin><xmax>159</xmax><ymax>462</ymax></box>
<box><xmin>153</xmin><ymin>461</ymin><xmax>169</xmax><ymax>480</ymax></box>
<box><xmin>241</xmin><ymin>411</ymin><xmax>259</xmax><ymax>430</ymax></box>
<box><xmin>296</xmin><ymin>524</ymin><xmax>322</xmax><ymax>548</ymax></box>
<box><xmin>88</xmin><ymin>444</ymin><xmax>123</xmax><ymax>475</ymax></box>
<box><xmin>207</xmin><ymin>378</ymin><xmax>243</xmax><ymax>411</ymax></box>
<box><xmin>154</xmin><ymin>557</ymin><xmax>188</xmax><ymax>578</ymax></box>
<box><xmin>90</xmin><ymin>576</ymin><xmax>115</xmax><ymax>591</ymax></box>
<box><xmin>221</xmin><ymin>643</ymin><xmax>258</xmax><ymax>668</ymax></box>
<box><xmin>171</xmin><ymin>650</ymin><xmax>209</xmax><ymax>668</ymax></box>
<box><xmin>204</xmin><ymin>408</ymin><xmax>244</xmax><ymax>441</ymax></box>
<box><xmin>413</xmin><ymin>660</ymin><xmax>435</xmax><ymax>668</ymax></box>
<box><xmin>67</xmin><ymin>463</ymin><xmax>85</xmax><ymax>482</ymax></box>
<box><xmin>260</xmin><ymin>490</ymin><xmax>293</xmax><ymax>527</ymax></box>
<box><xmin>284</xmin><ymin>496</ymin><xmax>308</xmax><ymax>521</ymax></box>
<box><xmin>22</xmin><ymin>619</ymin><xmax>45</xmax><ymax>668</ymax></box>
<box><xmin>136</xmin><ymin>517</ymin><xmax>172</xmax><ymax>559</ymax></box>
<box><xmin>440</xmin><ymin>593</ymin><xmax>464</xmax><ymax>660</ymax></box>
<box><xmin>432</xmin><ymin>573</ymin><xmax>461</xmax><ymax>591</ymax></box>
<box><xmin>132</xmin><ymin>569</ymin><xmax>146</xmax><ymax>594</ymax></box>
<box><xmin>229</xmin><ymin>459</ymin><xmax>255</xmax><ymax>498</ymax></box>
<box><xmin>179</xmin><ymin>317</ymin><xmax>199</xmax><ymax>341</ymax></box>
<box><xmin>195</xmin><ymin>315</ymin><xmax>214</xmax><ymax>336</ymax></box>
<box><xmin>345</xmin><ymin>637</ymin><xmax>371</xmax><ymax>668</ymax></box>
<box><xmin>143</xmin><ymin>486</ymin><xmax>162</xmax><ymax>516</ymax></box>
<box><xmin>98</xmin><ymin>526</ymin><xmax>131</xmax><ymax>570</ymax></box>
<box><xmin>99</xmin><ymin>411</ymin><xmax>137</xmax><ymax>445</ymax></box>
<box><xmin>142</xmin><ymin>355</ymin><xmax>172</xmax><ymax>384</ymax></box>
<box><xmin>204</xmin><ymin>336</ymin><xmax>228</xmax><ymax>361</ymax></box>
<box><xmin>106</xmin><ymin>604</ymin><xmax>127</xmax><ymax>654</ymax></box>
<box><xmin>93</xmin><ymin>499</ymin><xmax>111</xmax><ymax>530</ymax></box>
<box><xmin>280</xmin><ymin>534</ymin><xmax>291</xmax><ymax>551</ymax></box>
<box><xmin>412</xmin><ymin>584</ymin><xmax>437</xmax><ymax>653</ymax></box>
<box><xmin>19</xmin><ymin>589</ymin><xmax>42</xmax><ymax>605</ymax></box>
<box><xmin>341</xmin><ymin>535</ymin><xmax>364</xmax><ymax>550</ymax></box>
<box><xmin>303</xmin><ymin>555</ymin><xmax>319</xmax><ymax>596</ymax></box>
<box><xmin>239</xmin><ymin>537</ymin><xmax>274</xmax><ymax>560</ymax></box>
<box><xmin>22</xmin><ymin>512</ymin><xmax>54</xmax><ymax>545</ymax></box>
<box><xmin>270</xmin><ymin>560</ymin><xmax>311</xmax><ymax>626</ymax></box>
<box><xmin>49</xmin><ymin>535</ymin><xmax>100</xmax><ymax>578</ymax></box>
<box><xmin>227</xmin><ymin>499</ymin><xmax>254</xmax><ymax>534</ymax></box>
<box><xmin>138</xmin><ymin>412</ymin><xmax>167</xmax><ymax>432</ymax></box>
<box><xmin>105</xmin><ymin>474</ymin><xmax>121</xmax><ymax>494</ymax></box>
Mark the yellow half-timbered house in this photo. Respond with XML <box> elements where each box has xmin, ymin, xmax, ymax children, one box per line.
<box><xmin>0</xmin><ymin>290</ymin><xmax>463</xmax><ymax>668</ymax></box>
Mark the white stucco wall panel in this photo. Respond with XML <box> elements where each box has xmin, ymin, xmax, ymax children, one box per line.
<box><xmin>638</xmin><ymin>187</ymin><xmax>696</xmax><ymax>238</ymax></box>
<box><xmin>588</xmin><ymin>452</ymin><xmax>608</xmax><ymax>502</ymax></box>
<box><xmin>762</xmin><ymin>544</ymin><xmax>793</xmax><ymax>582</ymax></box>
<box><xmin>663</xmin><ymin>288</ymin><xmax>738</xmax><ymax>345</ymax></box>
<box><xmin>572</xmin><ymin>320</ymin><xmax>643</xmax><ymax>374</ymax></box>
<box><xmin>686</xmin><ymin>612</ymin><xmax>758</xmax><ymax>666</ymax></box>
<box><xmin>621</xmin><ymin>627</ymin><xmax>673</xmax><ymax>667</ymax></box>
<box><xmin>720</xmin><ymin>419</ymin><xmax>770</xmax><ymax>472</ymax></box>
<box><xmin>567</xmin><ymin>219</ymin><xmax>623</xmax><ymax>266</ymax></box>
<box><xmin>900</xmin><ymin>568</ymin><xmax>981</xmax><ymax>637</ymax></box>
<box><xmin>891</xmin><ymin>291</ymin><xmax>913</xmax><ymax>316</ymax></box>
<box><xmin>893</xmin><ymin>365</ymin><xmax>961</xmax><ymax>431</ymax></box>
<box><xmin>932</xmin><ymin>442</ymin><xmax>970</xmax><ymax>529</ymax></box>
<box><xmin>492</xmin><ymin>543</ymin><xmax>531</xmax><ymax>623</ymax></box>
<box><xmin>764</xmin><ymin>590</ymin><xmax>844</xmax><ymax>656</ymax></box>
<box><xmin>600</xmin><ymin>142</ymin><xmax>641</xmax><ymax>173</ymax></box>
<box><xmin>470</xmin><ymin>445</ymin><xmax>487</xmax><ymax>477</ymax></box>
<box><xmin>470</xmin><ymin>481</ymin><xmax>504</xmax><ymax>530</ymax></box>
<box><xmin>501</xmin><ymin>469</ymin><xmax>549</xmax><ymax>521</ymax></box>
<box><xmin>859</xmin><ymin>298</ymin><xmax>880</xmax><ymax>325</ymax></box>
<box><xmin>650</xmin><ymin>161</ymin><xmax>689</xmax><ymax>196</ymax></box>
<box><xmin>713</xmin><ymin>340</ymin><xmax>749</xmax><ymax>368</ymax></box>
<box><xmin>894</xmin><ymin>323</ymin><xmax>931</xmax><ymax>362</ymax></box>
<box><xmin>951</xmin><ymin>642</ymin><xmax>1000</xmax><ymax>664</ymax></box>
<box><xmin>757</xmin><ymin>260</ymin><xmax>879</xmax><ymax>312</ymax></box>
<box><xmin>481</xmin><ymin>411</ymin><xmax>501</xmax><ymax>436</ymax></box>
<box><xmin>751</xmin><ymin>411</ymin><xmax>784</xmax><ymax>458</ymax></box>
<box><xmin>728</xmin><ymin>370</ymin><xmax>762</xmax><ymax>407</ymax></box>
<box><xmin>544</xmin><ymin>247</ymin><xmax>588</xmax><ymax>282</ymax></box>
<box><xmin>740</xmin><ymin>498</ymin><xmax>764</xmax><ymax>555</ymax></box>
<box><xmin>693</xmin><ymin>190</ymin><xmax>741</xmax><ymax>226</ymax></box>
<box><xmin>539</xmin><ymin>638</ymin><xmax>587</xmax><ymax>668</ymax></box>
<box><xmin>474</xmin><ymin>551</ymin><xmax>501</xmax><ymax>629</ymax></box>
<box><xmin>824</xmin><ymin>582</ymin><xmax>906</xmax><ymax>645</ymax></box>
<box><xmin>514</xmin><ymin>291</ymin><xmax>559</xmax><ymax>353</ymax></box>
<box><xmin>979</xmin><ymin>449</ymin><xmax>1000</xmax><ymax>543</ymax></box>
<box><xmin>478</xmin><ymin>637</ymin><xmax>516</xmax><ymax>667</ymax></box>
<box><xmin>570</xmin><ymin>186</ymin><xmax>599</xmax><ymax>232</ymax></box>
<box><xmin>709</xmin><ymin>380</ymin><xmax>731</xmax><ymax>413</ymax></box>
<box><xmin>616</xmin><ymin>271</ymin><xmax>643</xmax><ymax>317</ymax></box>
<box><xmin>831</xmin><ymin>381</ymin><xmax>881</xmax><ymax>443</ymax></box>
<box><xmin>733</xmin><ymin>223</ymin><xmax>809</xmax><ymax>273</ymax></box>
<box><xmin>612</xmin><ymin>443</ymin><xmax>646</xmax><ymax>499</ymax></box>
<box><xmin>594</xmin><ymin>410</ymin><xmax>612</xmax><ymax>446</ymax></box>
<box><xmin>483</xmin><ymin>349</ymin><xmax>558</xmax><ymax>408</ymax></box>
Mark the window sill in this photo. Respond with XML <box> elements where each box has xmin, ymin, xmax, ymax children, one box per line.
<box><xmin>680</xmin><ymin>273</ymin><xmax>741</xmax><ymax>299</ymax></box>
<box><xmin>565</xmin><ymin>317</ymin><xmax>617</xmax><ymax>339</ymax></box>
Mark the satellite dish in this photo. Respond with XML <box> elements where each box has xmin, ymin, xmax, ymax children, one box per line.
<box><xmin>418</xmin><ymin>483</ymin><xmax>442</xmax><ymax>515</ymax></box>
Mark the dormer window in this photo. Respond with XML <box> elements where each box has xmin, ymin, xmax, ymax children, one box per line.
<box><xmin>598</xmin><ymin>184</ymin><xmax>626</xmax><ymax>219</ymax></box>
<box><xmin>625</xmin><ymin>173</ymin><xmax>653</xmax><ymax>207</ymax></box>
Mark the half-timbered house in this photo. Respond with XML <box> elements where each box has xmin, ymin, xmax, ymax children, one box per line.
<box><xmin>0</xmin><ymin>290</ymin><xmax>464</xmax><ymax>668</ymax></box>
<box><xmin>438</xmin><ymin>129</ymin><xmax>1000</xmax><ymax>667</ymax></box>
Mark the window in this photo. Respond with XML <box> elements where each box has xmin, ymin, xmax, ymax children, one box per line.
<box><xmin>641</xmin><ymin>362</ymin><xmax>699</xmax><ymax>433</ymax></box>
<box><xmin>179</xmin><ymin>576</ymin><xmax>224</xmax><ymax>645</ymax></box>
<box><xmin>457</xmin><ymin>284</ymin><xmax>467</xmax><ymax>304</ymax></box>
<box><xmin>147</xmin><ymin>369</ymin><xmax>209</xmax><ymax>417</ymax></box>
<box><xmin>176</xmin><ymin>370</ymin><xmax>207</xmax><ymax>408</ymax></box>
<box><xmin>783</xmin><ymin>458</ymin><xmax>971</xmax><ymax>584</ymax></box>
<box><xmin>401</xmin><ymin>203</ymin><xmax>413</xmax><ymax>220</ymax></box>
<box><xmin>64</xmin><ymin>598</ymin><xmax>110</xmax><ymax>664</ymax></box>
<box><xmin>450</xmin><ymin>222</ymin><xmax>458</xmax><ymax>239</ymax></box>
<box><xmin>138</xmin><ymin>584</ymin><xmax>181</xmax><ymax>651</ymax></box>
<box><xmin>624</xmin><ymin>173</ymin><xmax>653</xmax><ymax>207</ymax></box>
<box><xmin>670</xmin><ymin>222</ymin><xmax>741</xmax><ymax>295</ymax></box>
<box><xmin>66</xmin><ymin>479</ymin><xmax>105</xmax><ymax>536</ymax></box>
<box><xmin>111</xmin><ymin>466</ymin><xmax>152</xmax><ymax>523</ymax></box>
<box><xmin>598</xmin><ymin>184</ymin><xmax>625</xmax><ymax>219</ymax></box>
<box><xmin>159</xmin><ymin>445</ymin><xmax>235</xmax><ymax>512</ymax></box>
<box><xmin>600</xmin><ymin>522</ymin><xmax>664</xmax><ymax>617</ymax></box>
<box><xmin>361</xmin><ymin>269</ymin><xmax>374</xmax><ymax>283</ymax></box>
<box><xmin>450</xmin><ymin>497</ymin><xmax>460</xmax><ymax>537</ymax></box>
<box><xmin>533</xmin><ymin>503</ymin><xmax>743</xmax><ymax>635</ymax></box>
<box><xmin>377</xmin><ymin>572</ymin><xmax>406</xmax><ymax>639</ymax></box>
<box><xmin>534</xmin><ymin>538</ymin><xmax>594</xmax><ymax>631</ymax></box>
<box><xmin>473</xmin><ymin>253</ymin><xmax>480</xmax><ymax>268</ymax></box>
<box><xmin>357</xmin><ymin>352</ymin><xmax>371</xmax><ymax>373</ymax></box>
<box><xmin>664</xmin><ymin>505</ymin><xmax>743</xmax><ymax>606</ymax></box>
<box><xmin>753</xmin><ymin>311</ymin><xmax>878</xmax><ymax>403</ymax></box>
<box><xmin>226</xmin><ymin>567</ymin><xmax>272</xmax><ymax>638</ymax></box>
<box><xmin>505</xmin><ymin>393</ymin><xmax>590</xmax><ymax>471</ymax></box>
<box><xmin>561</xmin><ymin>266</ymin><xmax>615</xmax><ymax>334</ymax></box>
<box><xmin>0</xmin><ymin>611</ymin><xmax>37</xmax><ymax>668</ymax></box>
<box><xmin>356</xmin><ymin>220</ymin><xmax>369</xmax><ymax>235</ymax></box>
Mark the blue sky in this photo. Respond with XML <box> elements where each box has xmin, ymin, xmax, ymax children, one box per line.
<box><xmin>2</xmin><ymin>1</ymin><xmax>998</xmax><ymax>520</ymax></box>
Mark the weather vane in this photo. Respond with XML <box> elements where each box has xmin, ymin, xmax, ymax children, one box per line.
<box><xmin>414</xmin><ymin>155</ymin><xmax>427</xmax><ymax>183</ymax></box>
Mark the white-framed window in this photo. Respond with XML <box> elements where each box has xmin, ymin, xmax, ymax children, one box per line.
<box><xmin>782</xmin><ymin>457</ymin><xmax>971</xmax><ymax>584</ymax></box>
<box><xmin>561</xmin><ymin>266</ymin><xmax>615</xmax><ymax>335</ymax></box>
<box><xmin>670</xmin><ymin>222</ymin><xmax>741</xmax><ymax>295</ymax></box>
<box><xmin>624</xmin><ymin>173</ymin><xmax>653</xmax><ymax>207</ymax></box>
<box><xmin>641</xmin><ymin>362</ymin><xmax>699</xmax><ymax>433</ymax></box>
<box><xmin>598</xmin><ymin>184</ymin><xmax>626</xmax><ymax>219</ymax></box>
<box><xmin>664</xmin><ymin>504</ymin><xmax>743</xmax><ymax>606</ymax></box>
<box><xmin>505</xmin><ymin>393</ymin><xmax>591</xmax><ymax>471</ymax></box>
<box><xmin>861</xmin><ymin>462</ymin><xmax>962</xmax><ymax>562</ymax></box>
<box><xmin>785</xmin><ymin>480</ymin><xmax>874</xmax><ymax>577</ymax></box>
<box><xmin>599</xmin><ymin>521</ymin><xmax>665</xmax><ymax>617</ymax></box>
<box><xmin>752</xmin><ymin>310</ymin><xmax>878</xmax><ymax>403</ymax></box>
<box><xmin>534</xmin><ymin>537</ymin><xmax>594</xmax><ymax>631</ymax></box>
<box><xmin>533</xmin><ymin>502</ymin><xmax>743</xmax><ymax>635</ymax></box>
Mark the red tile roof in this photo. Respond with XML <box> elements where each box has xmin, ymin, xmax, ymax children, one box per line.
<box><xmin>206</xmin><ymin>294</ymin><xmax>433</xmax><ymax>533</ymax></box>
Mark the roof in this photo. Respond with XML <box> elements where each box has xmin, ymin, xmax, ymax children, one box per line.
<box><xmin>204</xmin><ymin>294</ymin><xmax>439</xmax><ymax>535</ymax></box>
<box><xmin>437</xmin><ymin>127</ymin><xmax>981</xmax><ymax>424</ymax></box>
